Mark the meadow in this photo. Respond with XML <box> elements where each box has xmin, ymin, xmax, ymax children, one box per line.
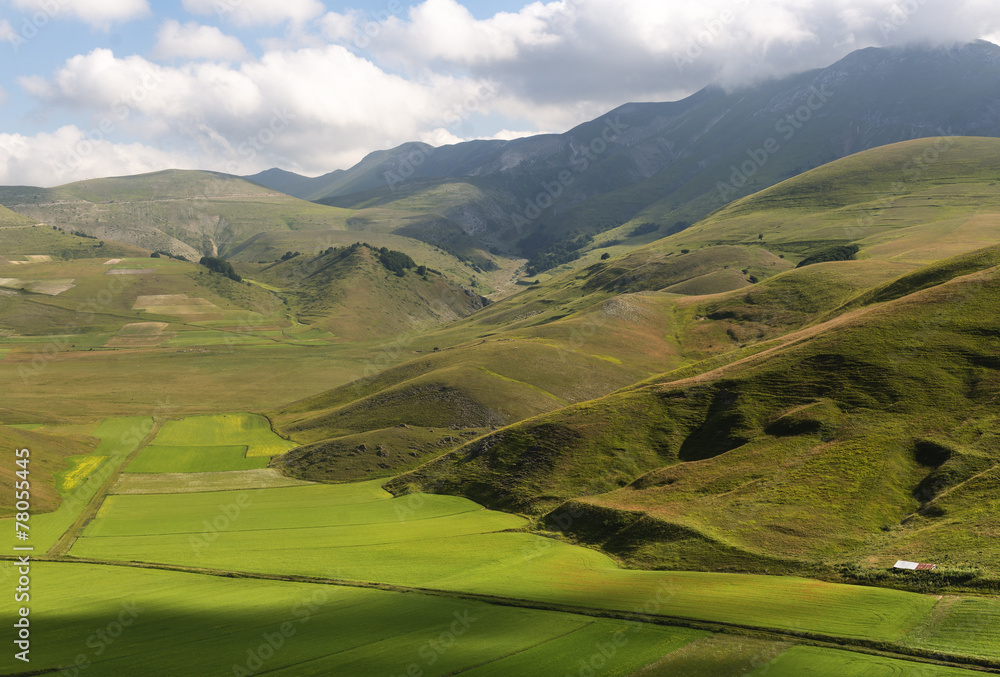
<box><xmin>0</xmin><ymin>416</ymin><xmax>151</xmax><ymax>553</ymax></box>
<box><xmin>5</xmin><ymin>449</ymin><xmax>992</xmax><ymax>676</ymax></box>
<box><xmin>69</xmin><ymin>477</ymin><xmax>969</xmax><ymax>649</ymax></box>
<box><xmin>3</xmin><ymin>562</ymin><xmax>704</xmax><ymax>676</ymax></box>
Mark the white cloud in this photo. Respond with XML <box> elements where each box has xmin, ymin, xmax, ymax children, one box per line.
<box><xmin>0</xmin><ymin>126</ymin><xmax>196</xmax><ymax>187</ymax></box>
<box><xmin>20</xmin><ymin>47</ymin><xmax>502</xmax><ymax>179</ymax></box>
<box><xmin>153</xmin><ymin>20</ymin><xmax>248</xmax><ymax>61</ymax></box>
<box><xmin>354</xmin><ymin>0</ymin><xmax>1000</xmax><ymax>131</ymax></box>
<box><xmin>319</xmin><ymin>11</ymin><xmax>360</xmax><ymax>43</ymax></box>
<box><xmin>182</xmin><ymin>0</ymin><xmax>325</xmax><ymax>26</ymax></box>
<box><xmin>10</xmin><ymin>0</ymin><xmax>150</xmax><ymax>29</ymax></box>
<box><xmin>8</xmin><ymin>0</ymin><xmax>1000</xmax><ymax>186</ymax></box>
<box><xmin>371</xmin><ymin>0</ymin><xmax>565</xmax><ymax>64</ymax></box>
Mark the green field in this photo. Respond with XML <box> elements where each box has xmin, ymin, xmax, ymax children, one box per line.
<box><xmin>71</xmin><ymin>480</ymin><xmax>948</xmax><ymax>645</ymax></box>
<box><xmin>3</xmin><ymin>138</ymin><xmax>1000</xmax><ymax>674</ymax></box>
<box><xmin>124</xmin><ymin>444</ymin><xmax>269</xmax><ymax>473</ymax></box>
<box><xmin>0</xmin><ymin>416</ymin><xmax>151</xmax><ymax>552</ymax></box>
<box><xmin>747</xmin><ymin>645</ymin><xmax>983</xmax><ymax>676</ymax></box>
<box><xmin>152</xmin><ymin>414</ymin><xmax>296</xmax><ymax>457</ymax></box>
<box><xmin>2</xmin><ymin>562</ymin><xmax>703</xmax><ymax>676</ymax></box>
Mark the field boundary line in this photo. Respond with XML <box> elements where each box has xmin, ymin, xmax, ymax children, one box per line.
<box><xmin>44</xmin><ymin>420</ymin><xmax>163</xmax><ymax>557</ymax></box>
<box><xmin>12</xmin><ymin>556</ymin><xmax>1000</xmax><ymax>674</ymax></box>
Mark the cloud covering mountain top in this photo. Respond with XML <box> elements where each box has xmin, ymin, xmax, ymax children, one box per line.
<box><xmin>1</xmin><ymin>0</ymin><xmax>997</xmax><ymax>186</ymax></box>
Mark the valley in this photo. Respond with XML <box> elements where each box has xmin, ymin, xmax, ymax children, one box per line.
<box><xmin>2</xmin><ymin>41</ymin><xmax>1000</xmax><ymax>676</ymax></box>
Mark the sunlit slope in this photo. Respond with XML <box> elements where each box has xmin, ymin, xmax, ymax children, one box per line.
<box><xmin>245</xmin><ymin>244</ymin><xmax>490</xmax><ymax>341</ymax></box>
<box><xmin>387</xmin><ymin>247</ymin><xmax>1000</xmax><ymax>582</ymax></box>
<box><xmin>661</xmin><ymin>137</ymin><xmax>1000</xmax><ymax>262</ymax></box>
<box><xmin>0</xmin><ymin>203</ymin><xmax>34</xmax><ymax>227</ymax></box>
<box><xmin>0</xmin><ymin>424</ymin><xmax>97</xmax><ymax>517</ymax></box>
<box><xmin>0</xmin><ymin>169</ymin><xmax>353</xmax><ymax>260</ymax></box>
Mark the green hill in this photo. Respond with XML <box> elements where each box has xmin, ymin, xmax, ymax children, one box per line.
<box><xmin>0</xmin><ymin>169</ymin><xmax>354</xmax><ymax>261</ymax></box>
<box><xmin>246</xmin><ymin>243</ymin><xmax>490</xmax><ymax>341</ymax></box>
<box><xmin>264</xmin><ymin>138</ymin><xmax>1000</xmax><ymax>591</ymax></box>
<box><xmin>384</xmin><ymin>245</ymin><xmax>1000</xmax><ymax>588</ymax></box>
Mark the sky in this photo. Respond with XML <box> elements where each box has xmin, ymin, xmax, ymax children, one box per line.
<box><xmin>0</xmin><ymin>0</ymin><xmax>998</xmax><ymax>186</ymax></box>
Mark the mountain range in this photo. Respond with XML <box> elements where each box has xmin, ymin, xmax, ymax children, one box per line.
<box><xmin>247</xmin><ymin>41</ymin><xmax>1000</xmax><ymax>266</ymax></box>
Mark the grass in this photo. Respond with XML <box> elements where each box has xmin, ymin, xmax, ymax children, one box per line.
<box><xmin>386</xmin><ymin>250</ymin><xmax>1000</xmax><ymax>583</ymax></box>
<box><xmin>0</xmin><ymin>416</ymin><xmax>151</xmax><ymax>551</ymax></box>
<box><xmin>747</xmin><ymin>645</ymin><xmax>983</xmax><ymax>676</ymax></box>
<box><xmin>111</xmin><ymin>468</ymin><xmax>314</xmax><ymax>495</ymax></box>
<box><xmin>633</xmin><ymin>635</ymin><xmax>790</xmax><ymax>676</ymax></box>
<box><xmin>7</xmin><ymin>561</ymin><xmax>703</xmax><ymax>677</ymax></box>
<box><xmin>56</xmin><ymin>454</ymin><xmax>107</xmax><ymax>493</ymax></box>
<box><xmin>124</xmin><ymin>444</ymin><xmax>269</xmax><ymax>473</ymax></box>
<box><xmin>0</xmin><ymin>170</ymin><xmax>355</xmax><ymax>260</ymax></box>
<box><xmin>905</xmin><ymin>597</ymin><xmax>1000</xmax><ymax>661</ymax></box>
<box><xmin>0</xmin><ymin>424</ymin><xmax>97</xmax><ymax>516</ymax></box>
<box><xmin>152</xmin><ymin>414</ymin><xmax>296</xmax><ymax>458</ymax></box>
<box><xmin>70</xmin><ymin>480</ymin><xmax>948</xmax><ymax>644</ymax></box>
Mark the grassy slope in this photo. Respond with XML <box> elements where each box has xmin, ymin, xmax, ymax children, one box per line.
<box><xmin>386</xmin><ymin>251</ymin><xmax>1000</xmax><ymax>585</ymax></box>
<box><xmin>0</xmin><ymin>169</ymin><xmax>354</xmax><ymax>260</ymax></box>
<box><xmin>0</xmin><ymin>425</ymin><xmax>97</xmax><ymax>516</ymax></box>
<box><xmin>246</xmin><ymin>244</ymin><xmax>489</xmax><ymax>341</ymax></box>
<box><xmin>370</xmin><ymin>140</ymin><xmax>1000</xmax><ymax>587</ymax></box>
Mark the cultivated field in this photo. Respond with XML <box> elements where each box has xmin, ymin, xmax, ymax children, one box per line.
<box><xmin>68</xmin><ymin>473</ymin><xmax>990</xmax><ymax>652</ymax></box>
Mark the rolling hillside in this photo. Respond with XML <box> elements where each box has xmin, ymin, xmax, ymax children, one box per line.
<box><xmin>245</xmin><ymin>243</ymin><xmax>490</xmax><ymax>341</ymax></box>
<box><xmin>266</xmin><ymin>138</ymin><xmax>1000</xmax><ymax>589</ymax></box>
<box><xmin>0</xmin><ymin>169</ymin><xmax>353</xmax><ymax>261</ymax></box>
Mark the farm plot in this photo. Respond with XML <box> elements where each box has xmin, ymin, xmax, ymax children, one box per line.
<box><xmin>0</xmin><ymin>416</ymin><xmax>152</xmax><ymax>552</ymax></box>
<box><xmin>111</xmin><ymin>468</ymin><xmax>314</xmax><ymax>494</ymax></box>
<box><xmin>8</xmin><ymin>562</ymin><xmax>703</xmax><ymax>677</ymax></box>
<box><xmin>105</xmin><ymin>321</ymin><xmax>170</xmax><ymax>348</ymax></box>
<box><xmin>0</xmin><ymin>277</ymin><xmax>75</xmax><ymax>294</ymax></box>
<box><xmin>56</xmin><ymin>455</ymin><xmax>107</xmax><ymax>493</ymax></box>
<box><xmin>133</xmin><ymin>293</ymin><xmax>223</xmax><ymax>320</ymax></box>
<box><xmin>70</xmin><ymin>480</ymin><xmax>942</xmax><ymax>644</ymax></box>
<box><xmin>124</xmin><ymin>444</ymin><xmax>268</xmax><ymax>473</ymax></box>
<box><xmin>152</xmin><ymin>413</ymin><xmax>297</xmax><ymax>457</ymax></box>
<box><xmin>904</xmin><ymin>596</ymin><xmax>1000</xmax><ymax>661</ymax></box>
<box><xmin>746</xmin><ymin>645</ymin><xmax>983</xmax><ymax>676</ymax></box>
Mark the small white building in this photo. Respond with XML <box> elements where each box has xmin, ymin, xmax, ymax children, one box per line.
<box><xmin>894</xmin><ymin>560</ymin><xmax>936</xmax><ymax>571</ymax></box>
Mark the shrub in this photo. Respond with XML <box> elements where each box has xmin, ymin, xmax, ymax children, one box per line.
<box><xmin>377</xmin><ymin>249</ymin><xmax>416</xmax><ymax>275</ymax></box>
<box><xmin>628</xmin><ymin>222</ymin><xmax>660</xmax><ymax>237</ymax></box>
<box><xmin>199</xmin><ymin>256</ymin><xmax>242</xmax><ymax>282</ymax></box>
